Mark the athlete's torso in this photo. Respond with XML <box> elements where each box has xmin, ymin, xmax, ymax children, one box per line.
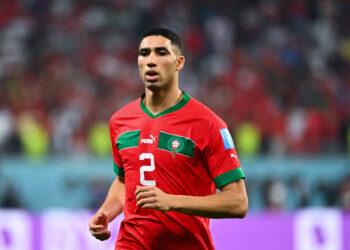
<box><xmin>110</xmin><ymin>92</ymin><xmax>243</xmax><ymax>249</ymax></box>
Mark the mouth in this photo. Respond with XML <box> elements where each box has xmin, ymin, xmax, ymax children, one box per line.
<box><xmin>145</xmin><ymin>70</ymin><xmax>159</xmax><ymax>81</ymax></box>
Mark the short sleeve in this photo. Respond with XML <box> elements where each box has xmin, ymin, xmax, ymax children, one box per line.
<box><xmin>205</xmin><ymin>122</ymin><xmax>245</xmax><ymax>189</ymax></box>
<box><xmin>110</xmin><ymin>120</ymin><xmax>124</xmax><ymax>177</ymax></box>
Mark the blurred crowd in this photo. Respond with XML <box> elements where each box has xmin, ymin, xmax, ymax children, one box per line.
<box><xmin>255</xmin><ymin>174</ymin><xmax>350</xmax><ymax>211</ymax></box>
<box><xmin>2</xmin><ymin>171</ymin><xmax>350</xmax><ymax>211</ymax></box>
<box><xmin>0</xmin><ymin>0</ymin><xmax>350</xmax><ymax>157</ymax></box>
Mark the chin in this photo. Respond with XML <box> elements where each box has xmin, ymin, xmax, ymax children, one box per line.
<box><xmin>145</xmin><ymin>81</ymin><xmax>163</xmax><ymax>90</ymax></box>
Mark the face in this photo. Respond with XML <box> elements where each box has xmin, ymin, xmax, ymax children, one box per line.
<box><xmin>138</xmin><ymin>35</ymin><xmax>184</xmax><ymax>90</ymax></box>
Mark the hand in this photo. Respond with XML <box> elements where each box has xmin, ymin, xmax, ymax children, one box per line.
<box><xmin>89</xmin><ymin>211</ymin><xmax>111</xmax><ymax>241</ymax></box>
<box><xmin>135</xmin><ymin>185</ymin><xmax>172</xmax><ymax>212</ymax></box>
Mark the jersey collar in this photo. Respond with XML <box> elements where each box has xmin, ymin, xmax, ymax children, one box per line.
<box><xmin>140</xmin><ymin>91</ymin><xmax>191</xmax><ymax>119</ymax></box>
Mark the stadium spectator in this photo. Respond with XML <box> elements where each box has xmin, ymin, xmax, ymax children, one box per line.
<box><xmin>0</xmin><ymin>183</ymin><xmax>23</xmax><ymax>208</ymax></box>
<box><xmin>0</xmin><ymin>0</ymin><xmax>349</xmax><ymax>156</ymax></box>
<box><xmin>262</xmin><ymin>178</ymin><xmax>288</xmax><ymax>210</ymax></box>
<box><xmin>338</xmin><ymin>174</ymin><xmax>350</xmax><ymax>210</ymax></box>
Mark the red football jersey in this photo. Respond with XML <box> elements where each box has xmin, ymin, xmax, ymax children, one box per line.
<box><xmin>109</xmin><ymin>92</ymin><xmax>245</xmax><ymax>250</ymax></box>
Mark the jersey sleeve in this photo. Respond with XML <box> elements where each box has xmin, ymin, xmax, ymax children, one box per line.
<box><xmin>205</xmin><ymin>121</ymin><xmax>245</xmax><ymax>189</ymax></box>
<box><xmin>110</xmin><ymin>119</ymin><xmax>124</xmax><ymax>177</ymax></box>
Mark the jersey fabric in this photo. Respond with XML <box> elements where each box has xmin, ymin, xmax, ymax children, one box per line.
<box><xmin>109</xmin><ymin>92</ymin><xmax>245</xmax><ymax>250</ymax></box>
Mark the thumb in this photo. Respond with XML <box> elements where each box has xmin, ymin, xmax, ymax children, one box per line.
<box><xmin>96</xmin><ymin>211</ymin><xmax>108</xmax><ymax>225</ymax></box>
<box><xmin>97</xmin><ymin>211</ymin><xmax>106</xmax><ymax>218</ymax></box>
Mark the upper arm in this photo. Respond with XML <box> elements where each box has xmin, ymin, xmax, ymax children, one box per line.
<box><xmin>117</xmin><ymin>176</ymin><xmax>125</xmax><ymax>184</ymax></box>
<box><xmin>110</xmin><ymin>119</ymin><xmax>124</xmax><ymax>177</ymax></box>
<box><xmin>220</xmin><ymin>178</ymin><xmax>247</xmax><ymax>195</ymax></box>
<box><xmin>204</xmin><ymin>121</ymin><xmax>245</xmax><ymax>189</ymax></box>
<box><xmin>220</xmin><ymin>179</ymin><xmax>249</xmax><ymax>217</ymax></box>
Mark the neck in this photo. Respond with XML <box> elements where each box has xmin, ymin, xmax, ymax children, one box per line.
<box><xmin>144</xmin><ymin>85</ymin><xmax>182</xmax><ymax>115</ymax></box>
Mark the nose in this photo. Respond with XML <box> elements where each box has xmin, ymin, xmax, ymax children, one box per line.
<box><xmin>146</xmin><ymin>52</ymin><xmax>156</xmax><ymax>68</ymax></box>
<box><xmin>147</xmin><ymin>62</ymin><xmax>156</xmax><ymax>68</ymax></box>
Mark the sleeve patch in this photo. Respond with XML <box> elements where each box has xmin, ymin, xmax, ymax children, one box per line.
<box><xmin>219</xmin><ymin>128</ymin><xmax>235</xmax><ymax>150</ymax></box>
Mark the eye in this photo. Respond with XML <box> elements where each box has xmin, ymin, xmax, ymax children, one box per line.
<box><xmin>157</xmin><ymin>49</ymin><xmax>169</xmax><ymax>56</ymax></box>
<box><xmin>139</xmin><ymin>50</ymin><xmax>149</xmax><ymax>56</ymax></box>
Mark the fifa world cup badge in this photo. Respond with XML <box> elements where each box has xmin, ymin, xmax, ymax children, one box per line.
<box><xmin>171</xmin><ymin>140</ymin><xmax>180</xmax><ymax>157</ymax></box>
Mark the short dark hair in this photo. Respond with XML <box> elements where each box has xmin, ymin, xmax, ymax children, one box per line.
<box><xmin>141</xmin><ymin>27</ymin><xmax>184</xmax><ymax>55</ymax></box>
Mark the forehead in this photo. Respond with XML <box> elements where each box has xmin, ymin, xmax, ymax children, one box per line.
<box><xmin>139</xmin><ymin>35</ymin><xmax>172</xmax><ymax>49</ymax></box>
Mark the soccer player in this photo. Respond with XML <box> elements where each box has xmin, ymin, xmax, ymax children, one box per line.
<box><xmin>89</xmin><ymin>27</ymin><xmax>248</xmax><ymax>249</ymax></box>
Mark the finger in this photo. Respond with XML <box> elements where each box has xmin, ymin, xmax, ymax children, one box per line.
<box><xmin>97</xmin><ymin>211</ymin><xmax>107</xmax><ymax>220</ymax></box>
<box><xmin>135</xmin><ymin>185</ymin><xmax>154</xmax><ymax>196</ymax></box>
<box><xmin>136</xmin><ymin>197</ymin><xmax>157</xmax><ymax>207</ymax></box>
<box><xmin>96</xmin><ymin>231</ymin><xmax>111</xmax><ymax>241</ymax></box>
<box><xmin>97</xmin><ymin>211</ymin><xmax>107</xmax><ymax>218</ymax></box>
<box><xmin>142</xmin><ymin>203</ymin><xmax>158</xmax><ymax>209</ymax></box>
<box><xmin>135</xmin><ymin>185</ymin><xmax>141</xmax><ymax>195</ymax></box>
<box><xmin>135</xmin><ymin>187</ymin><xmax>155</xmax><ymax>197</ymax></box>
<box><xmin>90</xmin><ymin>228</ymin><xmax>105</xmax><ymax>235</ymax></box>
<box><xmin>91</xmin><ymin>229</ymin><xmax>109</xmax><ymax>236</ymax></box>
<box><xmin>97</xmin><ymin>235</ymin><xmax>110</xmax><ymax>241</ymax></box>
<box><xmin>135</xmin><ymin>191</ymin><xmax>155</xmax><ymax>201</ymax></box>
<box><xmin>96</xmin><ymin>211</ymin><xmax>108</xmax><ymax>225</ymax></box>
<box><xmin>89</xmin><ymin>224</ymin><xmax>104</xmax><ymax>230</ymax></box>
<box><xmin>96</xmin><ymin>233</ymin><xmax>110</xmax><ymax>241</ymax></box>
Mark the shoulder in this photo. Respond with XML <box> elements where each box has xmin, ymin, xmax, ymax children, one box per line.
<box><xmin>110</xmin><ymin>98</ymin><xmax>140</xmax><ymax>120</ymax></box>
<box><xmin>183</xmin><ymin>95</ymin><xmax>229</xmax><ymax>151</ymax></box>
<box><xmin>186</xmin><ymin>95</ymin><xmax>227</xmax><ymax>129</ymax></box>
<box><xmin>110</xmin><ymin>97</ymin><xmax>141</xmax><ymax>128</ymax></box>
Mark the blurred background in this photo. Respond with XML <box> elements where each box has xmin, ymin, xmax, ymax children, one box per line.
<box><xmin>0</xmin><ymin>0</ymin><xmax>349</xmax><ymax>249</ymax></box>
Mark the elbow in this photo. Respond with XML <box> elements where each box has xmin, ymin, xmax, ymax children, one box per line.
<box><xmin>236</xmin><ymin>199</ymin><xmax>248</xmax><ymax>219</ymax></box>
<box><xmin>229</xmin><ymin>194</ymin><xmax>249</xmax><ymax>219</ymax></box>
<box><xmin>236</xmin><ymin>205</ymin><xmax>248</xmax><ymax>219</ymax></box>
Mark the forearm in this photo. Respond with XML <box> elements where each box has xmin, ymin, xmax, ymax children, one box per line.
<box><xmin>169</xmin><ymin>180</ymin><xmax>248</xmax><ymax>218</ymax></box>
<box><xmin>169</xmin><ymin>191</ymin><xmax>246</xmax><ymax>218</ymax></box>
<box><xmin>98</xmin><ymin>177</ymin><xmax>125</xmax><ymax>222</ymax></box>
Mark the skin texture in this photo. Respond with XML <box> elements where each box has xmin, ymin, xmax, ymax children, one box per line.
<box><xmin>89</xmin><ymin>35</ymin><xmax>249</xmax><ymax>241</ymax></box>
<box><xmin>138</xmin><ymin>35</ymin><xmax>185</xmax><ymax>115</ymax></box>
<box><xmin>89</xmin><ymin>177</ymin><xmax>125</xmax><ymax>241</ymax></box>
<box><xmin>135</xmin><ymin>179</ymin><xmax>248</xmax><ymax>219</ymax></box>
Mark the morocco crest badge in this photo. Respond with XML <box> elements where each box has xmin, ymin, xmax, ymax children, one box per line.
<box><xmin>168</xmin><ymin>137</ymin><xmax>183</xmax><ymax>158</ymax></box>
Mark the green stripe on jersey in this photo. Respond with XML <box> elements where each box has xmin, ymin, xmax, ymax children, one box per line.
<box><xmin>113</xmin><ymin>162</ymin><xmax>125</xmax><ymax>177</ymax></box>
<box><xmin>117</xmin><ymin>130</ymin><xmax>140</xmax><ymax>150</ymax></box>
<box><xmin>158</xmin><ymin>131</ymin><xmax>195</xmax><ymax>157</ymax></box>
<box><xmin>213</xmin><ymin>167</ymin><xmax>245</xmax><ymax>188</ymax></box>
<box><xmin>140</xmin><ymin>92</ymin><xmax>191</xmax><ymax>119</ymax></box>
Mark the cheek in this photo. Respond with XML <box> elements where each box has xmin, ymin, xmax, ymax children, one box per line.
<box><xmin>138</xmin><ymin>62</ymin><xmax>145</xmax><ymax>74</ymax></box>
<box><xmin>138</xmin><ymin>57</ymin><xmax>146</xmax><ymax>67</ymax></box>
<box><xmin>137</xmin><ymin>64</ymin><xmax>144</xmax><ymax>79</ymax></box>
<box><xmin>163</xmin><ymin>60</ymin><xmax>177</xmax><ymax>73</ymax></box>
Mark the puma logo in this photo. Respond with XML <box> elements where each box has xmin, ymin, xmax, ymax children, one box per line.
<box><xmin>141</xmin><ymin>135</ymin><xmax>157</xmax><ymax>144</ymax></box>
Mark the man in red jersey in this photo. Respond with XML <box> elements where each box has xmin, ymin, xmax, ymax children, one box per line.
<box><xmin>89</xmin><ymin>27</ymin><xmax>248</xmax><ymax>249</ymax></box>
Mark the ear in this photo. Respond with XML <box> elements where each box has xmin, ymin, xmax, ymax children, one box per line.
<box><xmin>176</xmin><ymin>56</ymin><xmax>185</xmax><ymax>71</ymax></box>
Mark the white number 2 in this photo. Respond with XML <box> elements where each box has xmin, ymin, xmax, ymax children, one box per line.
<box><xmin>139</xmin><ymin>153</ymin><xmax>156</xmax><ymax>186</ymax></box>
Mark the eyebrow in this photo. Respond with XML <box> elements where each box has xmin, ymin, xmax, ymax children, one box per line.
<box><xmin>139</xmin><ymin>47</ymin><xmax>170</xmax><ymax>53</ymax></box>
